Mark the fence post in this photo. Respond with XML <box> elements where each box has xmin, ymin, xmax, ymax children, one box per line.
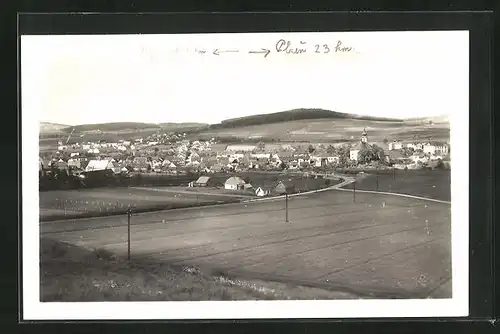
<box><xmin>376</xmin><ymin>173</ymin><xmax>379</xmax><ymax>191</ymax></box>
<box><xmin>393</xmin><ymin>167</ymin><xmax>396</xmax><ymax>180</ymax></box>
<box><xmin>127</xmin><ymin>209</ymin><xmax>131</xmax><ymax>261</ymax></box>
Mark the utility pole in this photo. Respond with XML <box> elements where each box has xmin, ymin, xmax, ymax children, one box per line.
<box><xmin>353</xmin><ymin>181</ymin><xmax>356</xmax><ymax>203</ymax></box>
<box><xmin>127</xmin><ymin>208</ymin><xmax>131</xmax><ymax>260</ymax></box>
<box><xmin>285</xmin><ymin>193</ymin><xmax>289</xmax><ymax>222</ymax></box>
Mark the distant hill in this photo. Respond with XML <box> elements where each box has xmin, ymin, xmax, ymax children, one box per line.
<box><xmin>192</xmin><ymin>109</ymin><xmax>449</xmax><ymax>143</ymax></box>
<box><xmin>159</xmin><ymin>123</ymin><xmax>209</xmax><ymax>132</ymax></box>
<box><xmin>209</xmin><ymin>109</ymin><xmax>403</xmax><ymax>130</ymax></box>
<box><xmin>62</xmin><ymin>122</ymin><xmax>161</xmax><ymax>133</ymax></box>
<box><xmin>61</xmin><ymin>122</ymin><xmax>209</xmax><ymax>134</ymax></box>
<box><xmin>39</xmin><ymin>122</ymin><xmax>71</xmax><ymax>134</ymax></box>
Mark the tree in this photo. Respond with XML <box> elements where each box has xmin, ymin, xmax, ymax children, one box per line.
<box><xmin>357</xmin><ymin>148</ymin><xmax>377</xmax><ymax>164</ymax></box>
<box><xmin>326</xmin><ymin>145</ymin><xmax>336</xmax><ymax>155</ymax></box>
<box><xmin>383</xmin><ymin>138</ymin><xmax>389</xmax><ymax>145</ymax></box>
<box><xmin>308</xmin><ymin>145</ymin><xmax>315</xmax><ymax>154</ymax></box>
<box><xmin>371</xmin><ymin>144</ymin><xmax>385</xmax><ymax>161</ymax></box>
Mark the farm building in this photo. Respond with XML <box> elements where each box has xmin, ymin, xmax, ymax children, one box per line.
<box><xmin>224</xmin><ymin>176</ymin><xmax>246</xmax><ymax>190</ymax></box>
<box><xmin>85</xmin><ymin>159</ymin><xmax>120</xmax><ymax>173</ymax></box>
<box><xmin>255</xmin><ymin>186</ymin><xmax>271</xmax><ymax>197</ymax></box>
<box><xmin>189</xmin><ymin>176</ymin><xmax>211</xmax><ymax>187</ymax></box>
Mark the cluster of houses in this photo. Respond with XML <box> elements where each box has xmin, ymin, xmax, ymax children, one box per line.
<box><xmin>41</xmin><ymin>128</ymin><xmax>451</xmax><ymax>178</ymax></box>
<box><xmin>188</xmin><ymin>175</ymin><xmax>294</xmax><ymax>198</ymax></box>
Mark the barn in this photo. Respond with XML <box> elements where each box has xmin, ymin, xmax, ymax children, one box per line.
<box><xmin>224</xmin><ymin>176</ymin><xmax>246</xmax><ymax>190</ymax></box>
<box><xmin>85</xmin><ymin>159</ymin><xmax>120</xmax><ymax>173</ymax></box>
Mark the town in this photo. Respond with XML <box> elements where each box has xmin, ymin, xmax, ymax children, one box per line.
<box><xmin>39</xmin><ymin>127</ymin><xmax>450</xmax><ymax>193</ymax></box>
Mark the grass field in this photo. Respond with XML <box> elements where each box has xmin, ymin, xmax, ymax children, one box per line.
<box><xmin>342</xmin><ymin>170</ymin><xmax>451</xmax><ymax>201</ymax></box>
<box><xmin>41</xmin><ymin>189</ymin><xmax>452</xmax><ymax>299</ymax></box>
<box><xmin>40</xmin><ymin>238</ymin><xmax>362</xmax><ymax>301</ymax></box>
<box><xmin>39</xmin><ymin>173</ymin><xmax>339</xmax><ymax>221</ymax></box>
<box><xmin>39</xmin><ymin>187</ymin><xmax>241</xmax><ymax>221</ymax></box>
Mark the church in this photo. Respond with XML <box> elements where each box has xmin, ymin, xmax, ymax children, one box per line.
<box><xmin>349</xmin><ymin>128</ymin><xmax>372</xmax><ymax>161</ymax></box>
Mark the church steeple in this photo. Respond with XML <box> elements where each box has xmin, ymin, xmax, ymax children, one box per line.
<box><xmin>361</xmin><ymin>128</ymin><xmax>368</xmax><ymax>143</ymax></box>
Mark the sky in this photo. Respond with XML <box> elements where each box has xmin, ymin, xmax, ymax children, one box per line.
<box><xmin>21</xmin><ymin>31</ymin><xmax>469</xmax><ymax>126</ymax></box>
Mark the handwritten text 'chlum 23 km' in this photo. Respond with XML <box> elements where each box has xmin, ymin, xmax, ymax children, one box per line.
<box><xmin>275</xmin><ymin>39</ymin><xmax>354</xmax><ymax>55</ymax></box>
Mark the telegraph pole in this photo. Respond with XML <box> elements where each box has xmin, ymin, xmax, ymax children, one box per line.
<box><xmin>127</xmin><ymin>208</ymin><xmax>131</xmax><ymax>260</ymax></box>
<box><xmin>353</xmin><ymin>181</ymin><xmax>356</xmax><ymax>203</ymax></box>
<box><xmin>285</xmin><ymin>193</ymin><xmax>289</xmax><ymax>222</ymax></box>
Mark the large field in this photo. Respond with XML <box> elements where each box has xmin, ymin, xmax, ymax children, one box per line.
<box><xmin>194</xmin><ymin>118</ymin><xmax>450</xmax><ymax>143</ymax></box>
<box><xmin>41</xmin><ymin>189</ymin><xmax>452</xmax><ymax>299</ymax></box>
<box><xmin>342</xmin><ymin>170</ymin><xmax>451</xmax><ymax>202</ymax></box>
<box><xmin>39</xmin><ymin>187</ymin><xmax>242</xmax><ymax>221</ymax></box>
<box><xmin>39</xmin><ymin>172</ymin><xmax>339</xmax><ymax>220</ymax></box>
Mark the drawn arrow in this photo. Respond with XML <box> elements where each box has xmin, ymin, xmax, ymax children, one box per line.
<box><xmin>213</xmin><ymin>49</ymin><xmax>240</xmax><ymax>55</ymax></box>
<box><xmin>248</xmin><ymin>48</ymin><xmax>271</xmax><ymax>58</ymax></box>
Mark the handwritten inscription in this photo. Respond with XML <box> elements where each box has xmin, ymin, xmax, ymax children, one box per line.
<box><xmin>140</xmin><ymin>39</ymin><xmax>354</xmax><ymax>61</ymax></box>
<box><xmin>275</xmin><ymin>39</ymin><xmax>354</xmax><ymax>55</ymax></box>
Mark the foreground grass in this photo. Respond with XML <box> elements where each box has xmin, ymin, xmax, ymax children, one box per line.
<box><xmin>40</xmin><ymin>238</ymin><xmax>359</xmax><ymax>301</ymax></box>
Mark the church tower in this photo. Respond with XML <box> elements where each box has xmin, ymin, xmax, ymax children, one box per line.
<box><xmin>361</xmin><ymin>128</ymin><xmax>368</xmax><ymax>143</ymax></box>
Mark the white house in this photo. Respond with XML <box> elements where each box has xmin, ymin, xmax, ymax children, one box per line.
<box><xmin>423</xmin><ymin>142</ymin><xmax>449</xmax><ymax>155</ymax></box>
<box><xmin>224</xmin><ymin>176</ymin><xmax>246</xmax><ymax>190</ymax></box>
<box><xmin>67</xmin><ymin>158</ymin><xmax>81</xmax><ymax>169</ymax></box>
<box><xmin>255</xmin><ymin>187</ymin><xmax>270</xmax><ymax>197</ymax></box>
<box><xmin>85</xmin><ymin>159</ymin><xmax>119</xmax><ymax>173</ymax></box>
<box><xmin>388</xmin><ymin>141</ymin><xmax>403</xmax><ymax>151</ymax></box>
<box><xmin>406</xmin><ymin>142</ymin><xmax>424</xmax><ymax>151</ymax></box>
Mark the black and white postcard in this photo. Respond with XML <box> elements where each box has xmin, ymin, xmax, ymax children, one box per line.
<box><xmin>21</xmin><ymin>30</ymin><xmax>469</xmax><ymax>319</ymax></box>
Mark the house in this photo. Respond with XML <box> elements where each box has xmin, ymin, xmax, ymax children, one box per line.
<box><xmin>384</xmin><ymin>150</ymin><xmax>405</xmax><ymax>164</ymax></box>
<box><xmin>224</xmin><ymin>176</ymin><xmax>246</xmax><ymax>190</ymax></box>
<box><xmin>388</xmin><ymin>141</ymin><xmax>403</xmax><ymax>151</ymax></box>
<box><xmin>274</xmin><ymin>180</ymin><xmax>295</xmax><ymax>194</ymax></box>
<box><xmin>255</xmin><ymin>187</ymin><xmax>271</xmax><ymax>197</ymax></box>
<box><xmin>191</xmin><ymin>176</ymin><xmax>211</xmax><ymax>187</ymax></box>
<box><xmin>406</xmin><ymin>142</ymin><xmax>424</xmax><ymax>151</ymax></box>
<box><xmin>67</xmin><ymin>158</ymin><xmax>81</xmax><ymax>169</ymax></box>
<box><xmin>423</xmin><ymin>142</ymin><xmax>449</xmax><ymax>155</ymax></box>
<box><xmin>85</xmin><ymin>159</ymin><xmax>120</xmax><ymax>173</ymax></box>
<box><xmin>349</xmin><ymin>128</ymin><xmax>372</xmax><ymax>161</ymax></box>
<box><xmin>409</xmin><ymin>152</ymin><xmax>429</xmax><ymax>164</ymax></box>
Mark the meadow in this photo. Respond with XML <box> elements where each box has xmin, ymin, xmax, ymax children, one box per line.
<box><xmin>40</xmin><ymin>237</ymin><xmax>360</xmax><ymax>301</ymax></box>
<box><xmin>39</xmin><ymin>187</ymin><xmax>241</xmax><ymax>221</ymax></box>
<box><xmin>41</xmin><ymin>190</ymin><xmax>452</xmax><ymax>300</ymax></box>
<box><xmin>342</xmin><ymin>169</ymin><xmax>451</xmax><ymax>201</ymax></box>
